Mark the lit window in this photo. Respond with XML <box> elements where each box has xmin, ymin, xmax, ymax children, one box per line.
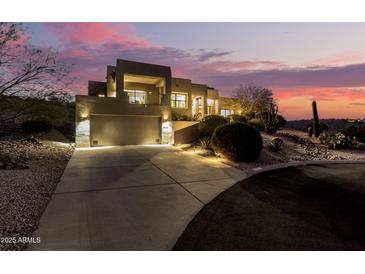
<box><xmin>171</xmin><ymin>92</ymin><xmax>187</xmax><ymax>108</ymax></box>
<box><xmin>207</xmin><ymin>99</ymin><xmax>218</xmax><ymax>115</ymax></box>
<box><xmin>221</xmin><ymin>109</ymin><xmax>234</xmax><ymax>117</ymax></box>
<box><xmin>124</xmin><ymin>89</ymin><xmax>146</xmax><ymax>104</ymax></box>
<box><xmin>98</xmin><ymin>94</ymin><xmax>105</xmax><ymax>97</ymax></box>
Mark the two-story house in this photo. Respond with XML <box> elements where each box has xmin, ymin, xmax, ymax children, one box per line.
<box><xmin>76</xmin><ymin>59</ymin><xmax>241</xmax><ymax>147</ymax></box>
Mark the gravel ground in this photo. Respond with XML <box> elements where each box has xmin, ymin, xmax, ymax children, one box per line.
<box><xmin>180</xmin><ymin>129</ymin><xmax>365</xmax><ymax>171</ymax></box>
<box><xmin>0</xmin><ymin>135</ymin><xmax>74</xmax><ymax>251</ymax></box>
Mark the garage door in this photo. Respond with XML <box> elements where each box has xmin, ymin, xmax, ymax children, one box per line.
<box><xmin>90</xmin><ymin>115</ymin><xmax>161</xmax><ymax>146</ymax></box>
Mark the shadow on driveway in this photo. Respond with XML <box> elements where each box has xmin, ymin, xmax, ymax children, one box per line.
<box><xmin>173</xmin><ymin>163</ymin><xmax>365</xmax><ymax>250</ymax></box>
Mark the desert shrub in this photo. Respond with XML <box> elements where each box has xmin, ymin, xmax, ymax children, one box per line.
<box><xmin>55</xmin><ymin>102</ymin><xmax>76</xmax><ymax>141</ymax></box>
<box><xmin>277</xmin><ymin>115</ymin><xmax>287</xmax><ymax>128</ymax></box>
<box><xmin>248</xmin><ymin>118</ymin><xmax>263</xmax><ymax>131</ymax></box>
<box><xmin>257</xmin><ymin>104</ymin><xmax>280</xmax><ymax>134</ymax></box>
<box><xmin>329</xmin><ymin>132</ymin><xmax>351</xmax><ymax>149</ymax></box>
<box><xmin>21</xmin><ymin>119</ymin><xmax>52</xmax><ymax>134</ymax></box>
<box><xmin>193</xmin><ymin>113</ymin><xmax>202</xmax><ymax>121</ymax></box>
<box><xmin>172</xmin><ymin>112</ymin><xmax>193</xmax><ymax>121</ymax></box>
<box><xmin>241</xmin><ymin>110</ymin><xmax>257</xmax><ymax>121</ymax></box>
<box><xmin>319</xmin><ymin>131</ymin><xmax>364</xmax><ymax>150</ymax></box>
<box><xmin>306</xmin><ymin>122</ymin><xmax>328</xmax><ymax>136</ymax></box>
<box><xmin>0</xmin><ymin>151</ymin><xmax>29</xmax><ymax>170</ymax></box>
<box><xmin>319</xmin><ymin>122</ymin><xmax>329</xmax><ymax>132</ymax></box>
<box><xmin>197</xmin><ymin>136</ymin><xmax>212</xmax><ymax>150</ymax></box>
<box><xmin>211</xmin><ymin>122</ymin><xmax>262</xmax><ymax>162</ymax></box>
<box><xmin>229</xmin><ymin>114</ymin><xmax>247</xmax><ymax>123</ymax></box>
<box><xmin>319</xmin><ymin>131</ymin><xmax>331</xmax><ymax>145</ymax></box>
<box><xmin>269</xmin><ymin>137</ymin><xmax>284</xmax><ymax>151</ymax></box>
<box><xmin>342</xmin><ymin>124</ymin><xmax>365</xmax><ymax>143</ymax></box>
<box><xmin>198</xmin><ymin>115</ymin><xmax>228</xmax><ymax>136</ymax></box>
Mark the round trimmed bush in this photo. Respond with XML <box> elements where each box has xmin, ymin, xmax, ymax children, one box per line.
<box><xmin>212</xmin><ymin>122</ymin><xmax>262</xmax><ymax>162</ymax></box>
<box><xmin>198</xmin><ymin>115</ymin><xmax>228</xmax><ymax>136</ymax></box>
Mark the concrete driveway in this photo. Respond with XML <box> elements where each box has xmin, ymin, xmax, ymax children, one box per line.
<box><xmin>28</xmin><ymin>145</ymin><xmax>245</xmax><ymax>250</ymax></box>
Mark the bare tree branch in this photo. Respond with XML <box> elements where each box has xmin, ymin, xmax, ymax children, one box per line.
<box><xmin>234</xmin><ymin>84</ymin><xmax>275</xmax><ymax>114</ymax></box>
<box><xmin>0</xmin><ymin>23</ymin><xmax>73</xmax><ymax>123</ymax></box>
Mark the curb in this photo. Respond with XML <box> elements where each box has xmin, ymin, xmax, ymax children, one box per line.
<box><xmin>244</xmin><ymin>159</ymin><xmax>365</xmax><ymax>177</ymax></box>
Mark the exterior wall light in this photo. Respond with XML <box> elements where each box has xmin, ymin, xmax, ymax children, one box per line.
<box><xmin>75</xmin><ymin>119</ymin><xmax>90</xmax><ymax>147</ymax></box>
<box><xmin>161</xmin><ymin>121</ymin><xmax>173</xmax><ymax>144</ymax></box>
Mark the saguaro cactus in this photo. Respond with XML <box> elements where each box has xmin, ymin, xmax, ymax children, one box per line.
<box><xmin>312</xmin><ymin>100</ymin><xmax>320</xmax><ymax>137</ymax></box>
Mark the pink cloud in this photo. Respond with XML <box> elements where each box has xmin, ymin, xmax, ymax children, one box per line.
<box><xmin>205</xmin><ymin>60</ymin><xmax>288</xmax><ymax>72</ymax></box>
<box><xmin>29</xmin><ymin>23</ymin><xmax>365</xmax><ymax>119</ymax></box>
<box><xmin>274</xmin><ymin>87</ymin><xmax>365</xmax><ymax>102</ymax></box>
<box><xmin>48</xmin><ymin>22</ymin><xmax>152</xmax><ymax>49</ymax></box>
<box><xmin>309</xmin><ymin>50</ymin><xmax>365</xmax><ymax>67</ymax></box>
<box><xmin>68</xmin><ymin>48</ymin><xmax>90</xmax><ymax>58</ymax></box>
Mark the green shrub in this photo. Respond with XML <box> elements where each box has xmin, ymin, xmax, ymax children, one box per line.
<box><xmin>197</xmin><ymin>136</ymin><xmax>212</xmax><ymax>150</ymax></box>
<box><xmin>198</xmin><ymin>115</ymin><xmax>228</xmax><ymax>136</ymax></box>
<box><xmin>229</xmin><ymin>114</ymin><xmax>247</xmax><ymax>123</ymax></box>
<box><xmin>269</xmin><ymin>137</ymin><xmax>284</xmax><ymax>151</ymax></box>
<box><xmin>21</xmin><ymin>119</ymin><xmax>52</xmax><ymax>134</ymax></box>
<box><xmin>211</xmin><ymin>122</ymin><xmax>262</xmax><ymax>162</ymax></box>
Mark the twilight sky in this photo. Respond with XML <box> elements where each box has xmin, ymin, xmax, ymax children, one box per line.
<box><xmin>24</xmin><ymin>22</ymin><xmax>365</xmax><ymax>120</ymax></box>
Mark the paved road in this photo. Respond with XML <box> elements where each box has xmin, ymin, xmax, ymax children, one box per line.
<box><xmin>174</xmin><ymin>163</ymin><xmax>365</xmax><ymax>251</ymax></box>
<box><xmin>28</xmin><ymin>145</ymin><xmax>245</xmax><ymax>250</ymax></box>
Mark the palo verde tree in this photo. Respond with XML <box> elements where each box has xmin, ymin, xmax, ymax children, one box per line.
<box><xmin>234</xmin><ymin>84</ymin><xmax>274</xmax><ymax>117</ymax></box>
<box><xmin>0</xmin><ymin>23</ymin><xmax>73</xmax><ymax>124</ymax></box>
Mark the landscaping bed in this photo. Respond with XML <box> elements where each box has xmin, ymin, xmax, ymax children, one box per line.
<box><xmin>179</xmin><ymin>129</ymin><xmax>365</xmax><ymax>171</ymax></box>
<box><xmin>0</xmin><ymin>133</ymin><xmax>74</xmax><ymax>250</ymax></box>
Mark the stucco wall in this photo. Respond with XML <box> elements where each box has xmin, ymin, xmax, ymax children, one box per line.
<box><xmin>220</xmin><ymin>96</ymin><xmax>241</xmax><ymax>114</ymax></box>
<box><xmin>172</xmin><ymin>121</ymin><xmax>201</xmax><ymax>145</ymax></box>
<box><xmin>124</xmin><ymin>82</ymin><xmax>160</xmax><ymax>105</ymax></box>
<box><xmin>75</xmin><ymin>95</ymin><xmax>172</xmax><ymax>147</ymax></box>
<box><xmin>171</xmin><ymin>78</ymin><xmax>192</xmax><ymax>116</ymax></box>
<box><xmin>171</xmin><ymin>78</ymin><xmax>212</xmax><ymax>118</ymax></box>
<box><xmin>115</xmin><ymin>59</ymin><xmax>172</xmax><ymax>107</ymax></box>
<box><xmin>106</xmin><ymin>66</ymin><xmax>116</xmax><ymax>97</ymax></box>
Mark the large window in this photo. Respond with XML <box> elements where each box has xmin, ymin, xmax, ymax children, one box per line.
<box><xmin>171</xmin><ymin>92</ymin><xmax>187</xmax><ymax>108</ymax></box>
<box><xmin>124</xmin><ymin>89</ymin><xmax>146</xmax><ymax>104</ymax></box>
<box><xmin>221</xmin><ymin>109</ymin><xmax>234</xmax><ymax>117</ymax></box>
<box><xmin>207</xmin><ymin>99</ymin><xmax>218</xmax><ymax>115</ymax></box>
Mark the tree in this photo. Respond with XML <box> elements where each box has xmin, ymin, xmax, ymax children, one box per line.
<box><xmin>0</xmin><ymin>23</ymin><xmax>72</xmax><ymax>123</ymax></box>
<box><xmin>234</xmin><ymin>84</ymin><xmax>274</xmax><ymax>115</ymax></box>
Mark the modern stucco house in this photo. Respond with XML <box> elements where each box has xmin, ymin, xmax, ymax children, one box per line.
<box><xmin>75</xmin><ymin>59</ymin><xmax>240</xmax><ymax>147</ymax></box>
